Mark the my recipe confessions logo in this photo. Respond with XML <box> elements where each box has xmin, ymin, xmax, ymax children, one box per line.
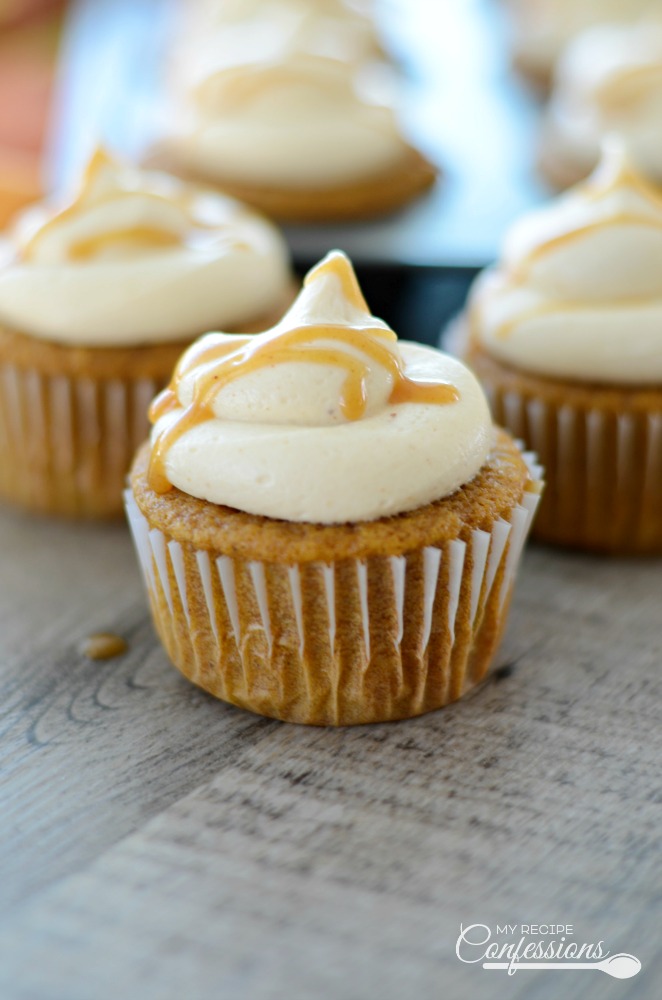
<box><xmin>456</xmin><ymin>923</ymin><xmax>641</xmax><ymax>980</ymax></box>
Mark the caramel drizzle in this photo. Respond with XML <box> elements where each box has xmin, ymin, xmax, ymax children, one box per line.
<box><xmin>481</xmin><ymin>295</ymin><xmax>658</xmax><ymax>342</ymax></box>
<box><xmin>490</xmin><ymin>301</ymin><xmax>578</xmax><ymax>342</ymax></box>
<box><xmin>21</xmin><ymin>149</ymin><xmax>113</xmax><ymax>260</ymax></box>
<box><xmin>595</xmin><ymin>62</ymin><xmax>662</xmax><ymax>110</ymax></box>
<box><xmin>581</xmin><ymin>152</ymin><xmax>662</xmax><ymax>211</ymax></box>
<box><xmin>20</xmin><ymin>146</ymin><xmax>222</xmax><ymax>262</ymax></box>
<box><xmin>509</xmin><ymin>150</ymin><xmax>662</xmax><ymax>280</ymax></box>
<box><xmin>68</xmin><ymin>227</ymin><xmax>184</xmax><ymax>260</ymax></box>
<box><xmin>200</xmin><ymin>60</ymin><xmax>350</xmax><ymax>112</ymax></box>
<box><xmin>471</xmin><ymin>149</ymin><xmax>662</xmax><ymax>340</ymax></box>
<box><xmin>147</xmin><ymin>254</ymin><xmax>460</xmax><ymax>494</ymax></box>
<box><xmin>511</xmin><ymin>213</ymin><xmax>662</xmax><ymax>281</ymax></box>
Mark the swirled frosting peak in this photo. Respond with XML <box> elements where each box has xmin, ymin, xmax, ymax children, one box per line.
<box><xmin>148</xmin><ymin>251</ymin><xmax>492</xmax><ymax>523</ymax></box>
<box><xmin>507</xmin><ymin>0</ymin><xmax>659</xmax><ymax>78</ymax></box>
<box><xmin>17</xmin><ymin>148</ymin><xmax>193</xmax><ymax>264</ymax></box>
<box><xmin>178</xmin><ymin>0</ymin><xmax>380</xmax><ymax>90</ymax></box>
<box><xmin>470</xmin><ymin>141</ymin><xmax>662</xmax><ymax>382</ymax></box>
<box><xmin>0</xmin><ymin>148</ymin><xmax>291</xmax><ymax>345</ymax></box>
<box><xmin>545</xmin><ymin>19</ymin><xmax>662</xmax><ymax>182</ymax></box>
<box><xmin>168</xmin><ymin>31</ymin><xmax>408</xmax><ymax>190</ymax></box>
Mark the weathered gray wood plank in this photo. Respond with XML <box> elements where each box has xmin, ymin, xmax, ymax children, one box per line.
<box><xmin>0</xmin><ymin>505</ymin><xmax>660</xmax><ymax>1000</ymax></box>
<box><xmin>0</xmin><ymin>509</ymin><xmax>279</xmax><ymax>910</ymax></box>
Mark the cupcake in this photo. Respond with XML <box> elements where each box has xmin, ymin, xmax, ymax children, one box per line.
<box><xmin>540</xmin><ymin>20</ymin><xmax>662</xmax><ymax>189</ymax></box>
<box><xmin>0</xmin><ymin>148</ymin><xmax>294</xmax><ymax>518</ymax></box>
<box><xmin>505</xmin><ymin>0</ymin><xmax>659</xmax><ymax>91</ymax></box>
<box><xmin>457</xmin><ymin>141</ymin><xmax>662</xmax><ymax>554</ymax></box>
<box><xmin>126</xmin><ymin>251</ymin><xmax>542</xmax><ymax>726</ymax></box>
<box><xmin>154</xmin><ymin>13</ymin><xmax>435</xmax><ymax>222</ymax></box>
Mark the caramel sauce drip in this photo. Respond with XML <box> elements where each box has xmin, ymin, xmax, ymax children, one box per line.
<box><xmin>79</xmin><ymin>632</ymin><xmax>128</xmax><ymax>661</ymax></box>
<box><xmin>510</xmin><ymin>213</ymin><xmax>662</xmax><ymax>283</ymax></box>
<box><xmin>19</xmin><ymin>146</ymin><xmax>219</xmax><ymax>262</ymax></box>
<box><xmin>595</xmin><ymin>63</ymin><xmax>662</xmax><ymax>110</ymax></box>
<box><xmin>204</xmin><ymin>62</ymin><xmax>348</xmax><ymax>112</ymax></box>
<box><xmin>582</xmin><ymin>153</ymin><xmax>662</xmax><ymax>211</ymax></box>
<box><xmin>147</xmin><ymin>254</ymin><xmax>460</xmax><ymax>494</ymax></box>
<box><xmin>69</xmin><ymin>227</ymin><xmax>184</xmax><ymax>260</ymax></box>
<box><xmin>508</xmin><ymin>153</ymin><xmax>662</xmax><ymax>285</ymax></box>
<box><xmin>489</xmin><ymin>301</ymin><xmax>573</xmax><ymax>342</ymax></box>
<box><xmin>510</xmin><ymin>149</ymin><xmax>662</xmax><ymax>281</ymax></box>
<box><xmin>481</xmin><ymin>295</ymin><xmax>656</xmax><ymax>343</ymax></box>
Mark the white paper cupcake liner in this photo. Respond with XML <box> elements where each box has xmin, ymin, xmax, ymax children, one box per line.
<box><xmin>484</xmin><ymin>381</ymin><xmax>662</xmax><ymax>552</ymax></box>
<box><xmin>125</xmin><ymin>450</ymin><xmax>542</xmax><ymax>725</ymax></box>
<box><xmin>0</xmin><ymin>360</ymin><xmax>159</xmax><ymax>516</ymax></box>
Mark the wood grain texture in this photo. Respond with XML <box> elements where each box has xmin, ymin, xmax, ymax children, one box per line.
<box><xmin>0</xmin><ymin>505</ymin><xmax>660</xmax><ymax>1000</ymax></box>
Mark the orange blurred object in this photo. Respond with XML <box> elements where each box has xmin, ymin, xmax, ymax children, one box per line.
<box><xmin>0</xmin><ymin>43</ymin><xmax>54</xmax><ymax>153</ymax></box>
<box><xmin>0</xmin><ymin>0</ymin><xmax>65</xmax><ymax>225</ymax></box>
<box><xmin>0</xmin><ymin>147</ymin><xmax>41</xmax><ymax>226</ymax></box>
<box><xmin>0</xmin><ymin>0</ymin><xmax>64</xmax><ymax>31</ymax></box>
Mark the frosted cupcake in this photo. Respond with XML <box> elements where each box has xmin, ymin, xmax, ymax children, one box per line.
<box><xmin>156</xmin><ymin>21</ymin><xmax>435</xmax><ymax>222</ymax></box>
<box><xmin>541</xmin><ymin>20</ymin><xmax>662</xmax><ymax>188</ymax></box>
<box><xmin>459</xmin><ymin>142</ymin><xmax>662</xmax><ymax>553</ymax></box>
<box><xmin>126</xmin><ymin>251</ymin><xmax>542</xmax><ymax>726</ymax></box>
<box><xmin>505</xmin><ymin>0</ymin><xmax>659</xmax><ymax>90</ymax></box>
<box><xmin>0</xmin><ymin>148</ymin><xmax>293</xmax><ymax>518</ymax></box>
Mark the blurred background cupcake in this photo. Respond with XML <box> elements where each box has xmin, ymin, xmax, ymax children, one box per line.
<box><xmin>504</xmin><ymin>0</ymin><xmax>662</xmax><ymax>91</ymax></box>
<box><xmin>540</xmin><ymin>18</ymin><xmax>662</xmax><ymax>189</ymax></box>
<box><xmin>0</xmin><ymin>147</ymin><xmax>294</xmax><ymax>518</ymax></box>
<box><xmin>455</xmin><ymin>141</ymin><xmax>662</xmax><ymax>554</ymax></box>
<box><xmin>153</xmin><ymin>0</ymin><xmax>436</xmax><ymax>221</ymax></box>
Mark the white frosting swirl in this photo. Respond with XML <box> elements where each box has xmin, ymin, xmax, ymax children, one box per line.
<box><xmin>151</xmin><ymin>251</ymin><xmax>492</xmax><ymax>523</ymax></box>
<box><xmin>471</xmin><ymin>143</ymin><xmax>662</xmax><ymax>383</ymax></box>
<box><xmin>507</xmin><ymin>0</ymin><xmax>659</xmax><ymax>78</ymax></box>
<box><xmin>167</xmin><ymin>21</ymin><xmax>408</xmax><ymax>190</ymax></box>
<box><xmin>545</xmin><ymin>20</ymin><xmax>662</xmax><ymax>180</ymax></box>
<box><xmin>176</xmin><ymin>0</ymin><xmax>379</xmax><ymax>80</ymax></box>
<box><xmin>0</xmin><ymin>150</ymin><xmax>291</xmax><ymax>346</ymax></box>
<box><xmin>186</xmin><ymin>0</ymin><xmax>374</xmax><ymax>31</ymax></box>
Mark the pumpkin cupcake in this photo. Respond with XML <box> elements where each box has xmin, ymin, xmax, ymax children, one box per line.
<box><xmin>540</xmin><ymin>19</ymin><xmax>662</xmax><ymax>189</ymax></box>
<box><xmin>154</xmin><ymin>9</ymin><xmax>435</xmax><ymax>223</ymax></box>
<box><xmin>457</xmin><ymin>141</ymin><xmax>662</xmax><ymax>554</ymax></box>
<box><xmin>0</xmin><ymin>148</ymin><xmax>294</xmax><ymax>518</ymax></box>
<box><xmin>125</xmin><ymin>251</ymin><xmax>542</xmax><ymax>726</ymax></box>
<box><xmin>505</xmin><ymin>0</ymin><xmax>658</xmax><ymax>91</ymax></box>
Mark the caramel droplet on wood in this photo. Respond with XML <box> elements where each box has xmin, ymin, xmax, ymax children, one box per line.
<box><xmin>79</xmin><ymin>633</ymin><xmax>128</xmax><ymax>661</ymax></box>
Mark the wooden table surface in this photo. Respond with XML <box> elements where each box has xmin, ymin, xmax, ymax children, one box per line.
<box><xmin>0</xmin><ymin>504</ymin><xmax>660</xmax><ymax>1000</ymax></box>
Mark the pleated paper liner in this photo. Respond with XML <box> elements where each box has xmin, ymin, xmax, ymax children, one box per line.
<box><xmin>0</xmin><ymin>291</ymin><xmax>297</xmax><ymax>519</ymax></box>
<box><xmin>0</xmin><ymin>361</ymin><xmax>163</xmax><ymax>518</ymax></box>
<box><xmin>479</xmin><ymin>372</ymin><xmax>662</xmax><ymax>554</ymax></box>
<box><xmin>125</xmin><ymin>449</ymin><xmax>543</xmax><ymax>726</ymax></box>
